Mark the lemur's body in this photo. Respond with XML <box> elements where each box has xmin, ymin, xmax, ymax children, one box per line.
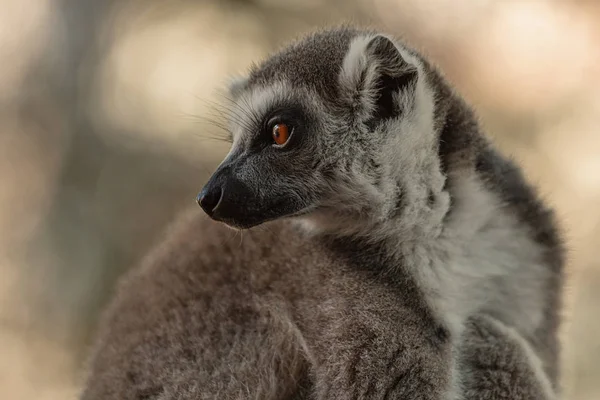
<box><xmin>81</xmin><ymin>27</ymin><xmax>564</xmax><ymax>399</ymax></box>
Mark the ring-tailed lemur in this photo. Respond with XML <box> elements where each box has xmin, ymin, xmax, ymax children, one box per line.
<box><xmin>80</xmin><ymin>26</ymin><xmax>564</xmax><ymax>399</ymax></box>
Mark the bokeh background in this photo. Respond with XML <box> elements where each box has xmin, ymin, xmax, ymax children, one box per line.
<box><xmin>1</xmin><ymin>0</ymin><xmax>599</xmax><ymax>398</ymax></box>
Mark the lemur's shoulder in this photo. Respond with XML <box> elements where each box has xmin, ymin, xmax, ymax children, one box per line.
<box><xmin>474</xmin><ymin>145</ymin><xmax>564</xmax><ymax>269</ymax></box>
<box><xmin>424</xmin><ymin>59</ymin><xmax>564</xmax><ymax>271</ymax></box>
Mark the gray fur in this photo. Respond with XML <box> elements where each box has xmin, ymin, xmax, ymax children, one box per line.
<box><xmin>81</xmin><ymin>212</ymin><xmax>450</xmax><ymax>399</ymax></box>
<box><xmin>457</xmin><ymin>315</ymin><xmax>556</xmax><ymax>400</ymax></box>
<box><xmin>81</xmin><ymin>26</ymin><xmax>564</xmax><ymax>399</ymax></box>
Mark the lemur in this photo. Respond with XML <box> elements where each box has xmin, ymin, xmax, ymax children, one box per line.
<box><xmin>80</xmin><ymin>26</ymin><xmax>564</xmax><ymax>399</ymax></box>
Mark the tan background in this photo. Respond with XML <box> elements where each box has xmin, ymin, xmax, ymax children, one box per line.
<box><xmin>1</xmin><ymin>0</ymin><xmax>599</xmax><ymax>398</ymax></box>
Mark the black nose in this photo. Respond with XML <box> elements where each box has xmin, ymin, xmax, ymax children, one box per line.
<box><xmin>197</xmin><ymin>185</ymin><xmax>223</xmax><ymax>216</ymax></box>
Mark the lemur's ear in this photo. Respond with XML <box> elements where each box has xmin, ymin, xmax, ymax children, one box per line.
<box><xmin>339</xmin><ymin>34</ymin><xmax>418</xmax><ymax>127</ymax></box>
<box><xmin>226</xmin><ymin>75</ymin><xmax>249</xmax><ymax>99</ymax></box>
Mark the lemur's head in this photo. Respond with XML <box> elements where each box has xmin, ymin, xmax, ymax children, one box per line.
<box><xmin>198</xmin><ymin>27</ymin><xmax>463</xmax><ymax>236</ymax></box>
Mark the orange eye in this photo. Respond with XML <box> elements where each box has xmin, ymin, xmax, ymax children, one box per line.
<box><xmin>272</xmin><ymin>123</ymin><xmax>290</xmax><ymax>146</ymax></box>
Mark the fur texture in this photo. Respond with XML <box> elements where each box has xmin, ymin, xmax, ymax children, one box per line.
<box><xmin>81</xmin><ymin>26</ymin><xmax>564</xmax><ymax>399</ymax></box>
<box><xmin>457</xmin><ymin>315</ymin><xmax>556</xmax><ymax>400</ymax></box>
<box><xmin>81</xmin><ymin>212</ymin><xmax>450</xmax><ymax>399</ymax></box>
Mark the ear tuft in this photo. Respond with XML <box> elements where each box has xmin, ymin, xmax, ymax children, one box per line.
<box><xmin>366</xmin><ymin>35</ymin><xmax>418</xmax><ymax>127</ymax></box>
<box><xmin>365</xmin><ymin>35</ymin><xmax>406</xmax><ymax>75</ymax></box>
<box><xmin>339</xmin><ymin>34</ymin><xmax>418</xmax><ymax>128</ymax></box>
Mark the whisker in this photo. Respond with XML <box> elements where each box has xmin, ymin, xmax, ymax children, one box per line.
<box><xmin>238</xmin><ymin>230</ymin><xmax>244</xmax><ymax>248</ymax></box>
<box><xmin>219</xmin><ymin>94</ymin><xmax>261</xmax><ymax>128</ymax></box>
<box><xmin>204</xmin><ymin>104</ymin><xmax>256</xmax><ymax>135</ymax></box>
<box><xmin>221</xmin><ymin>228</ymin><xmax>240</xmax><ymax>247</ymax></box>
<box><xmin>204</xmin><ymin>98</ymin><xmax>250</xmax><ymax>126</ymax></box>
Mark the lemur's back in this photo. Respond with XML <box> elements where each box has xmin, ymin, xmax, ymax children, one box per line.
<box><xmin>81</xmin><ymin>211</ymin><xmax>315</xmax><ymax>399</ymax></box>
<box><xmin>81</xmin><ymin>209</ymin><xmax>557</xmax><ymax>400</ymax></box>
<box><xmin>82</xmin><ymin>210</ymin><xmax>455</xmax><ymax>399</ymax></box>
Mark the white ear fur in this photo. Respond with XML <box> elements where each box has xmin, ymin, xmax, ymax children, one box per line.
<box><xmin>338</xmin><ymin>34</ymin><xmax>418</xmax><ymax>122</ymax></box>
<box><xmin>338</xmin><ymin>35</ymin><xmax>381</xmax><ymax>121</ymax></box>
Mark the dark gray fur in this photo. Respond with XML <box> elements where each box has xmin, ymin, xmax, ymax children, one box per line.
<box><xmin>80</xmin><ymin>213</ymin><xmax>556</xmax><ymax>400</ymax></box>
<box><xmin>80</xmin><ymin>213</ymin><xmax>449</xmax><ymax>399</ymax></box>
<box><xmin>246</xmin><ymin>27</ymin><xmax>360</xmax><ymax>101</ymax></box>
<box><xmin>81</xmin><ymin>26</ymin><xmax>564</xmax><ymax>399</ymax></box>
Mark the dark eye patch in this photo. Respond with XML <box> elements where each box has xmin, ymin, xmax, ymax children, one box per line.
<box><xmin>248</xmin><ymin>103</ymin><xmax>310</xmax><ymax>152</ymax></box>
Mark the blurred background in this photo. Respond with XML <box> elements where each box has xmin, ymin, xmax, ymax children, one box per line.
<box><xmin>1</xmin><ymin>0</ymin><xmax>599</xmax><ymax>398</ymax></box>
